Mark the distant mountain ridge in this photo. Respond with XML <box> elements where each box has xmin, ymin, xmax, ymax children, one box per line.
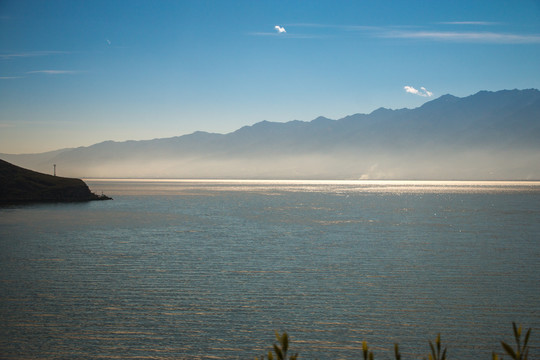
<box><xmin>2</xmin><ymin>89</ymin><xmax>540</xmax><ymax>180</ymax></box>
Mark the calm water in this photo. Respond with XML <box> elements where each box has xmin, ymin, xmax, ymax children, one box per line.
<box><xmin>1</xmin><ymin>180</ymin><xmax>539</xmax><ymax>359</ymax></box>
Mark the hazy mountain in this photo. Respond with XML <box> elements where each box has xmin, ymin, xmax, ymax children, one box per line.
<box><xmin>2</xmin><ymin>89</ymin><xmax>540</xmax><ymax>180</ymax></box>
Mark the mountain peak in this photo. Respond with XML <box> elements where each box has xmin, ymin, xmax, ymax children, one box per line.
<box><xmin>370</xmin><ymin>107</ymin><xmax>392</xmax><ymax>115</ymax></box>
<box><xmin>438</xmin><ymin>94</ymin><xmax>459</xmax><ymax>101</ymax></box>
<box><xmin>418</xmin><ymin>93</ymin><xmax>460</xmax><ymax>111</ymax></box>
<box><xmin>311</xmin><ymin>116</ymin><xmax>333</xmax><ymax>124</ymax></box>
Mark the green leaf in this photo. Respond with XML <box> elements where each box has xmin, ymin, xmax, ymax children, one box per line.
<box><xmin>273</xmin><ymin>344</ymin><xmax>283</xmax><ymax>360</ymax></box>
<box><xmin>523</xmin><ymin>328</ymin><xmax>531</xmax><ymax>348</ymax></box>
<box><xmin>363</xmin><ymin>341</ymin><xmax>369</xmax><ymax>360</ymax></box>
<box><xmin>502</xmin><ymin>341</ymin><xmax>517</xmax><ymax>359</ymax></box>
<box><xmin>429</xmin><ymin>340</ymin><xmax>436</xmax><ymax>358</ymax></box>
<box><xmin>512</xmin><ymin>322</ymin><xmax>521</xmax><ymax>346</ymax></box>
<box><xmin>394</xmin><ymin>343</ymin><xmax>401</xmax><ymax>360</ymax></box>
<box><xmin>282</xmin><ymin>333</ymin><xmax>289</xmax><ymax>353</ymax></box>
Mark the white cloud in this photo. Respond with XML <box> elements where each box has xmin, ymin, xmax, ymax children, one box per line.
<box><xmin>250</xmin><ymin>31</ymin><xmax>325</xmax><ymax>39</ymax></box>
<box><xmin>438</xmin><ymin>21</ymin><xmax>498</xmax><ymax>26</ymax></box>
<box><xmin>0</xmin><ymin>51</ymin><xmax>69</xmax><ymax>60</ymax></box>
<box><xmin>281</xmin><ymin>23</ymin><xmax>540</xmax><ymax>44</ymax></box>
<box><xmin>275</xmin><ymin>25</ymin><xmax>286</xmax><ymax>33</ymax></box>
<box><xmin>404</xmin><ymin>86</ymin><xmax>433</xmax><ymax>97</ymax></box>
<box><xmin>420</xmin><ymin>87</ymin><xmax>433</xmax><ymax>97</ymax></box>
<box><xmin>384</xmin><ymin>30</ymin><xmax>540</xmax><ymax>43</ymax></box>
<box><xmin>27</xmin><ymin>70</ymin><xmax>80</xmax><ymax>75</ymax></box>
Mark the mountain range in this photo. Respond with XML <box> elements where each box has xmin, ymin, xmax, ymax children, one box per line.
<box><xmin>2</xmin><ymin>89</ymin><xmax>539</xmax><ymax>180</ymax></box>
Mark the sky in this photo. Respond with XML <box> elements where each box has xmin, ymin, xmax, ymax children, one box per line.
<box><xmin>1</xmin><ymin>0</ymin><xmax>540</xmax><ymax>154</ymax></box>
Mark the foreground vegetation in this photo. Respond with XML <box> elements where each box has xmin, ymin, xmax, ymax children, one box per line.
<box><xmin>256</xmin><ymin>323</ymin><xmax>532</xmax><ymax>359</ymax></box>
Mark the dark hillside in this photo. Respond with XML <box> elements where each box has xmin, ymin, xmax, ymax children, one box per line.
<box><xmin>0</xmin><ymin>159</ymin><xmax>110</xmax><ymax>204</ymax></box>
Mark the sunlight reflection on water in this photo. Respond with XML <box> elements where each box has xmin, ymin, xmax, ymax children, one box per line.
<box><xmin>85</xmin><ymin>179</ymin><xmax>540</xmax><ymax>196</ymax></box>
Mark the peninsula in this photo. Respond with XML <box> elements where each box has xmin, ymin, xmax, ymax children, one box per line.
<box><xmin>0</xmin><ymin>159</ymin><xmax>111</xmax><ymax>204</ymax></box>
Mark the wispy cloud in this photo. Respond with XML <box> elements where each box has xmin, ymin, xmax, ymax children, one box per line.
<box><xmin>264</xmin><ymin>22</ymin><xmax>540</xmax><ymax>44</ymax></box>
<box><xmin>404</xmin><ymin>86</ymin><xmax>433</xmax><ymax>97</ymax></box>
<box><xmin>0</xmin><ymin>76</ymin><xmax>23</xmax><ymax>80</ymax></box>
<box><xmin>384</xmin><ymin>30</ymin><xmax>540</xmax><ymax>43</ymax></box>
<box><xmin>286</xmin><ymin>23</ymin><xmax>380</xmax><ymax>31</ymax></box>
<box><xmin>27</xmin><ymin>70</ymin><xmax>81</xmax><ymax>75</ymax></box>
<box><xmin>0</xmin><ymin>50</ymin><xmax>69</xmax><ymax>60</ymax></box>
<box><xmin>438</xmin><ymin>21</ymin><xmax>499</xmax><ymax>26</ymax></box>
<box><xmin>250</xmin><ymin>32</ymin><xmax>327</xmax><ymax>39</ymax></box>
<box><xmin>275</xmin><ymin>25</ymin><xmax>286</xmax><ymax>33</ymax></box>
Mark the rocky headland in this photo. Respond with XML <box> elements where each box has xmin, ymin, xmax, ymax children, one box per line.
<box><xmin>0</xmin><ymin>159</ymin><xmax>111</xmax><ymax>204</ymax></box>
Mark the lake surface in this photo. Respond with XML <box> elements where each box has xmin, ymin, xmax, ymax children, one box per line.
<box><xmin>1</xmin><ymin>180</ymin><xmax>539</xmax><ymax>359</ymax></box>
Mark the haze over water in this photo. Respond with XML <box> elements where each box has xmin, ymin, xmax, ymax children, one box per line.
<box><xmin>1</xmin><ymin>180</ymin><xmax>539</xmax><ymax>359</ymax></box>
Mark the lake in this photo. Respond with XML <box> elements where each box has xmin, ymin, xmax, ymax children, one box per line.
<box><xmin>1</xmin><ymin>180</ymin><xmax>539</xmax><ymax>359</ymax></box>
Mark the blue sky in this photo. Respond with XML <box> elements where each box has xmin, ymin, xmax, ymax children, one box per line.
<box><xmin>1</xmin><ymin>0</ymin><xmax>540</xmax><ymax>154</ymax></box>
